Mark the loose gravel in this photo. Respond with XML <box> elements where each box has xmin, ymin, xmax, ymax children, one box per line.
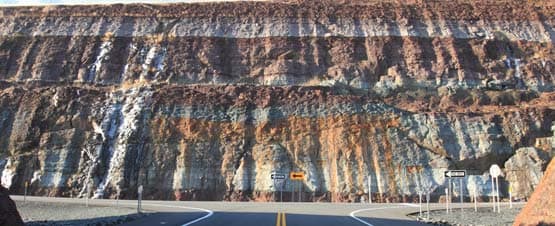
<box><xmin>411</xmin><ymin>207</ymin><xmax>522</xmax><ymax>226</ymax></box>
<box><xmin>16</xmin><ymin>201</ymin><xmax>148</xmax><ymax>226</ymax></box>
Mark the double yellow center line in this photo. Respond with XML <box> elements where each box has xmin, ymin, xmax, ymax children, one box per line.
<box><xmin>275</xmin><ymin>212</ymin><xmax>287</xmax><ymax>226</ymax></box>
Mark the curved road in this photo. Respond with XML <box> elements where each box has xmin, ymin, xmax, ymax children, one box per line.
<box><xmin>12</xmin><ymin>196</ymin><xmax>518</xmax><ymax>226</ymax></box>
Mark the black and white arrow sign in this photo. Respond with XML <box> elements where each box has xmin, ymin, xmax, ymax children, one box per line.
<box><xmin>444</xmin><ymin>170</ymin><xmax>466</xmax><ymax>178</ymax></box>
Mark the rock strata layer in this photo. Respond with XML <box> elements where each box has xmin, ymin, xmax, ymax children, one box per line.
<box><xmin>0</xmin><ymin>1</ymin><xmax>554</xmax><ymax>202</ymax></box>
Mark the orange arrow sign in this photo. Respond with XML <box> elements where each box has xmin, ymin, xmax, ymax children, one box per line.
<box><xmin>290</xmin><ymin>172</ymin><xmax>304</xmax><ymax>180</ymax></box>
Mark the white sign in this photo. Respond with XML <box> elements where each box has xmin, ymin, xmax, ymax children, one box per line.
<box><xmin>138</xmin><ymin>185</ymin><xmax>143</xmax><ymax>194</ymax></box>
<box><xmin>271</xmin><ymin>173</ymin><xmax>286</xmax><ymax>180</ymax></box>
<box><xmin>444</xmin><ymin>170</ymin><xmax>466</xmax><ymax>178</ymax></box>
<box><xmin>489</xmin><ymin>164</ymin><xmax>501</xmax><ymax>177</ymax></box>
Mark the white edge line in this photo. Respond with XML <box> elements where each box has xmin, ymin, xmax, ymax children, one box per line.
<box><xmin>350</xmin><ymin>204</ymin><xmax>419</xmax><ymax>226</ymax></box>
<box><xmin>141</xmin><ymin>203</ymin><xmax>214</xmax><ymax>226</ymax></box>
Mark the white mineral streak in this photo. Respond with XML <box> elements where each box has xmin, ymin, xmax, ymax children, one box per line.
<box><xmin>86</xmin><ymin>40</ymin><xmax>113</xmax><ymax>82</ymax></box>
<box><xmin>30</xmin><ymin>170</ymin><xmax>41</xmax><ymax>184</ymax></box>
<box><xmin>52</xmin><ymin>91</ymin><xmax>59</xmax><ymax>107</ymax></box>
<box><xmin>94</xmin><ymin>87</ymin><xmax>152</xmax><ymax>198</ymax></box>
<box><xmin>139</xmin><ymin>45</ymin><xmax>167</xmax><ymax>80</ymax></box>
<box><xmin>0</xmin><ymin>17</ymin><xmax>552</xmax><ymax>42</ymax></box>
<box><xmin>232</xmin><ymin>155</ymin><xmax>253</xmax><ymax>191</ymax></box>
<box><xmin>0</xmin><ymin>158</ymin><xmax>15</xmax><ymax>189</ymax></box>
<box><xmin>153</xmin><ymin>47</ymin><xmax>167</xmax><ymax>79</ymax></box>
<box><xmin>141</xmin><ymin>46</ymin><xmax>158</xmax><ymax>78</ymax></box>
<box><xmin>39</xmin><ymin>147</ymin><xmax>72</xmax><ymax>188</ymax></box>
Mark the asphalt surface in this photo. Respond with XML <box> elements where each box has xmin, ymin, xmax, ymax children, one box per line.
<box><xmin>12</xmin><ymin>196</ymin><xmax>522</xmax><ymax>226</ymax></box>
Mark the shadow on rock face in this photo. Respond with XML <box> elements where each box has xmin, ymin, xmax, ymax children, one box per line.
<box><xmin>0</xmin><ymin>185</ymin><xmax>24</xmax><ymax>226</ymax></box>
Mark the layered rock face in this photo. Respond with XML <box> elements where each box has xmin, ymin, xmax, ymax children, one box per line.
<box><xmin>0</xmin><ymin>0</ymin><xmax>554</xmax><ymax>202</ymax></box>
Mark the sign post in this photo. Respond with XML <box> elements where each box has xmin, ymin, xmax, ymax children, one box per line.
<box><xmin>368</xmin><ymin>175</ymin><xmax>372</xmax><ymax>204</ymax></box>
<box><xmin>116</xmin><ymin>188</ymin><xmax>120</xmax><ymax>206</ymax></box>
<box><xmin>271</xmin><ymin>173</ymin><xmax>286</xmax><ymax>202</ymax></box>
<box><xmin>445</xmin><ymin>170</ymin><xmax>466</xmax><ymax>213</ymax></box>
<box><xmin>445</xmin><ymin>188</ymin><xmax>449</xmax><ymax>214</ymax></box>
<box><xmin>473</xmin><ymin>188</ymin><xmax>477</xmax><ymax>212</ymax></box>
<box><xmin>460</xmin><ymin>178</ymin><xmax>463</xmax><ymax>212</ymax></box>
<box><xmin>290</xmin><ymin>172</ymin><xmax>304</xmax><ymax>202</ymax></box>
<box><xmin>489</xmin><ymin>164</ymin><xmax>501</xmax><ymax>213</ymax></box>
<box><xmin>426</xmin><ymin>191</ymin><xmax>430</xmax><ymax>220</ymax></box>
<box><xmin>86</xmin><ymin>183</ymin><xmax>91</xmax><ymax>208</ymax></box>
<box><xmin>137</xmin><ymin>185</ymin><xmax>143</xmax><ymax>214</ymax></box>
<box><xmin>509</xmin><ymin>184</ymin><xmax>512</xmax><ymax>209</ymax></box>
<box><xmin>418</xmin><ymin>191</ymin><xmax>422</xmax><ymax>217</ymax></box>
<box><xmin>24</xmin><ymin>182</ymin><xmax>28</xmax><ymax>203</ymax></box>
<box><xmin>496</xmin><ymin>174</ymin><xmax>500</xmax><ymax>212</ymax></box>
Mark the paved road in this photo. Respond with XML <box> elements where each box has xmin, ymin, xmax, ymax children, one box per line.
<box><xmin>12</xmin><ymin>196</ymin><xmax>522</xmax><ymax>226</ymax></box>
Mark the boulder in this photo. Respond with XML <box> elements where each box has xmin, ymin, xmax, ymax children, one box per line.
<box><xmin>0</xmin><ymin>185</ymin><xmax>24</xmax><ymax>226</ymax></box>
<box><xmin>514</xmin><ymin>158</ymin><xmax>555</xmax><ymax>225</ymax></box>
<box><xmin>504</xmin><ymin>147</ymin><xmax>551</xmax><ymax>199</ymax></box>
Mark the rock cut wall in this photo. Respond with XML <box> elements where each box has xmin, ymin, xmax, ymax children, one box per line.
<box><xmin>0</xmin><ymin>0</ymin><xmax>554</xmax><ymax>202</ymax></box>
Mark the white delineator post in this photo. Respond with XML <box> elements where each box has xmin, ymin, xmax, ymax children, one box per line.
<box><xmin>116</xmin><ymin>189</ymin><xmax>120</xmax><ymax>206</ymax></box>
<box><xmin>460</xmin><ymin>178</ymin><xmax>463</xmax><ymax>212</ymax></box>
<box><xmin>495</xmin><ymin>177</ymin><xmax>500</xmax><ymax>213</ymax></box>
<box><xmin>491</xmin><ymin>176</ymin><xmax>497</xmax><ymax>212</ymax></box>
<box><xmin>368</xmin><ymin>175</ymin><xmax>372</xmax><ymax>204</ymax></box>
<box><xmin>426</xmin><ymin>191</ymin><xmax>430</xmax><ymax>220</ymax></box>
<box><xmin>24</xmin><ymin>182</ymin><xmax>28</xmax><ymax>203</ymax></box>
<box><xmin>510</xmin><ymin>184</ymin><xmax>513</xmax><ymax>208</ymax></box>
<box><xmin>474</xmin><ymin>189</ymin><xmax>477</xmax><ymax>212</ymax></box>
<box><xmin>137</xmin><ymin>185</ymin><xmax>143</xmax><ymax>214</ymax></box>
<box><xmin>489</xmin><ymin>164</ymin><xmax>502</xmax><ymax>213</ymax></box>
<box><xmin>447</xmin><ymin>178</ymin><xmax>450</xmax><ymax>213</ymax></box>
<box><xmin>86</xmin><ymin>183</ymin><xmax>90</xmax><ymax>208</ymax></box>
<box><xmin>445</xmin><ymin>188</ymin><xmax>449</xmax><ymax>214</ymax></box>
<box><xmin>419</xmin><ymin>192</ymin><xmax>422</xmax><ymax>217</ymax></box>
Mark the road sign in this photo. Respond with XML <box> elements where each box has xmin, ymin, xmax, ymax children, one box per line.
<box><xmin>444</xmin><ymin>170</ymin><xmax>466</xmax><ymax>178</ymax></box>
<box><xmin>489</xmin><ymin>164</ymin><xmax>501</xmax><ymax>177</ymax></box>
<box><xmin>271</xmin><ymin>173</ymin><xmax>286</xmax><ymax>180</ymax></box>
<box><xmin>290</xmin><ymin>172</ymin><xmax>304</xmax><ymax>180</ymax></box>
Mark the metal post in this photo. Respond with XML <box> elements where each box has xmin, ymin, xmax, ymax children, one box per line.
<box><xmin>368</xmin><ymin>175</ymin><xmax>372</xmax><ymax>204</ymax></box>
<box><xmin>495</xmin><ymin>177</ymin><xmax>500</xmax><ymax>213</ymax></box>
<box><xmin>460</xmin><ymin>178</ymin><xmax>463</xmax><ymax>212</ymax></box>
<box><xmin>116</xmin><ymin>189</ymin><xmax>120</xmax><ymax>206</ymax></box>
<box><xmin>280</xmin><ymin>181</ymin><xmax>283</xmax><ymax>203</ymax></box>
<box><xmin>419</xmin><ymin>192</ymin><xmax>422</xmax><ymax>217</ymax></box>
<box><xmin>448</xmin><ymin>178</ymin><xmax>452</xmax><ymax>212</ymax></box>
<box><xmin>24</xmin><ymin>182</ymin><xmax>28</xmax><ymax>203</ymax></box>
<box><xmin>509</xmin><ymin>184</ymin><xmax>512</xmax><ymax>209</ymax></box>
<box><xmin>451</xmin><ymin>180</ymin><xmax>455</xmax><ymax>212</ymax></box>
<box><xmin>300</xmin><ymin>180</ymin><xmax>302</xmax><ymax>202</ymax></box>
<box><xmin>291</xmin><ymin>180</ymin><xmax>294</xmax><ymax>202</ymax></box>
<box><xmin>137</xmin><ymin>185</ymin><xmax>143</xmax><ymax>214</ymax></box>
<box><xmin>491</xmin><ymin>176</ymin><xmax>496</xmax><ymax>212</ymax></box>
<box><xmin>445</xmin><ymin>188</ymin><xmax>449</xmax><ymax>214</ymax></box>
<box><xmin>474</xmin><ymin>189</ymin><xmax>477</xmax><ymax>212</ymax></box>
<box><xmin>86</xmin><ymin>184</ymin><xmax>90</xmax><ymax>208</ymax></box>
<box><xmin>426</xmin><ymin>192</ymin><xmax>430</xmax><ymax>220</ymax></box>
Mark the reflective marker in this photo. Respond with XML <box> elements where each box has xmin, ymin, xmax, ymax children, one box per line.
<box><xmin>445</xmin><ymin>188</ymin><xmax>449</xmax><ymax>214</ymax></box>
<box><xmin>24</xmin><ymin>182</ymin><xmax>28</xmax><ymax>203</ymax></box>
<box><xmin>509</xmin><ymin>184</ymin><xmax>513</xmax><ymax>209</ymax></box>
